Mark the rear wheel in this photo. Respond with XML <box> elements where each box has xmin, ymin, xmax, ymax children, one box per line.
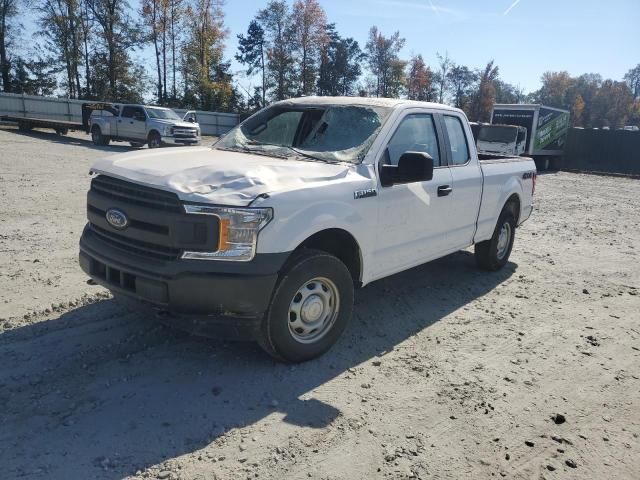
<box><xmin>148</xmin><ymin>131</ymin><xmax>162</xmax><ymax>148</ymax></box>
<box><xmin>55</xmin><ymin>128</ymin><xmax>68</xmax><ymax>136</ymax></box>
<box><xmin>475</xmin><ymin>207</ymin><xmax>516</xmax><ymax>271</ymax></box>
<box><xmin>258</xmin><ymin>249</ymin><xmax>354</xmax><ymax>363</ymax></box>
<box><xmin>91</xmin><ymin>126</ymin><xmax>109</xmax><ymax>146</ymax></box>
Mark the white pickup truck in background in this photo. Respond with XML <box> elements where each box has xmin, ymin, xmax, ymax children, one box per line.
<box><xmin>90</xmin><ymin>104</ymin><xmax>201</xmax><ymax>148</ymax></box>
<box><xmin>80</xmin><ymin>97</ymin><xmax>536</xmax><ymax>362</ymax></box>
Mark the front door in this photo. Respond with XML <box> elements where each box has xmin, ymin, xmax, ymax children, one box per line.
<box><xmin>373</xmin><ymin>110</ymin><xmax>454</xmax><ymax>279</ymax></box>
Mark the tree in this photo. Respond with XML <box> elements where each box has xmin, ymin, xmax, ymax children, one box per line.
<box><xmin>624</xmin><ymin>64</ymin><xmax>640</xmax><ymax>99</ymax></box>
<box><xmin>141</xmin><ymin>0</ymin><xmax>164</xmax><ymax>103</ymax></box>
<box><xmin>290</xmin><ymin>0</ymin><xmax>326</xmax><ymax>96</ymax></box>
<box><xmin>257</xmin><ymin>0</ymin><xmax>295</xmax><ymax>101</ymax></box>
<box><xmin>236</xmin><ymin>19</ymin><xmax>266</xmax><ymax>107</ymax></box>
<box><xmin>536</xmin><ymin>71</ymin><xmax>573</xmax><ymax>108</ymax></box>
<box><xmin>433</xmin><ymin>51</ymin><xmax>452</xmax><ymax>104</ymax></box>
<box><xmin>447</xmin><ymin>64</ymin><xmax>476</xmax><ymax>109</ymax></box>
<box><xmin>87</xmin><ymin>0</ymin><xmax>142</xmax><ymax>100</ymax></box>
<box><xmin>494</xmin><ymin>80</ymin><xmax>524</xmax><ymax>104</ymax></box>
<box><xmin>167</xmin><ymin>0</ymin><xmax>183</xmax><ymax>102</ymax></box>
<box><xmin>182</xmin><ymin>0</ymin><xmax>236</xmax><ymax>111</ymax></box>
<box><xmin>469</xmin><ymin>60</ymin><xmax>499</xmax><ymax>122</ymax></box>
<box><xmin>0</xmin><ymin>0</ymin><xmax>23</xmax><ymax>92</ymax></box>
<box><xmin>590</xmin><ymin>80</ymin><xmax>633</xmax><ymax>128</ymax></box>
<box><xmin>406</xmin><ymin>54</ymin><xmax>433</xmax><ymax>101</ymax></box>
<box><xmin>37</xmin><ymin>0</ymin><xmax>83</xmax><ymax>98</ymax></box>
<box><xmin>365</xmin><ymin>26</ymin><xmax>405</xmax><ymax>98</ymax></box>
<box><xmin>317</xmin><ymin>23</ymin><xmax>363</xmax><ymax>96</ymax></box>
<box><xmin>571</xmin><ymin>93</ymin><xmax>585</xmax><ymax>126</ymax></box>
<box><xmin>10</xmin><ymin>55</ymin><xmax>58</xmax><ymax>95</ymax></box>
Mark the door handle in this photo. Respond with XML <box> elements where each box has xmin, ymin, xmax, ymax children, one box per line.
<box><xmin>437</xmin><ymin>185</ymin><xmax>453</xmax><ymax>197</ymax></box>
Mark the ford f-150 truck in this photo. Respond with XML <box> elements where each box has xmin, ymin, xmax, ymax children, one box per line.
<box><xmin>90</xmin><ymin>104</ymin><xmax>201</xmax><ymax>148</ymax></box>
<box><xmin>79</xmin><ymin>97</ymin><xmax>536</xmax><ymax>362</ymax></box>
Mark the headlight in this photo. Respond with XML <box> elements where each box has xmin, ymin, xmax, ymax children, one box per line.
<box><xmin>181</xmin><ymin>205</ymin><xmax>273</xmax><ymax>261</ymax></box>
<box><xmin>163</xmin><ymin>125</ymin><xmax>173</xmax><ymax>136</ymax></box>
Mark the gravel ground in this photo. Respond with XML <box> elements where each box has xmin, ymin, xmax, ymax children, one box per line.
<box><xmin>1</xmin><ymin>126</ymin><xmax>639</xmax><ymax>480</ymax></box>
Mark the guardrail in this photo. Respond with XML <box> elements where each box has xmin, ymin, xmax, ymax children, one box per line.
<box><xmin>0</xmin><ymin>92</ymin><xmax>239</xmax><ymax>136</ymax></box>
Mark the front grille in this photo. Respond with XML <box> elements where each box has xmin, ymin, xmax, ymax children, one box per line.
<box><xmin>91</xmin><ymin>175</ymin><xmax>183</xmax><ymax>212</ymax></box>
<box><xmin>87</xmin><ymin>175</ymin><xmax>219</xmax><ymax>262</ymax></box>
<box><xmin>90</xmin><ymin>225</ymin><xmax>181</xmax><ymax>260</ymax></box>
<box><xmin>173</xmin><ymin>128</ymin><xmax>198</xmax><ymax>139</ymax></box>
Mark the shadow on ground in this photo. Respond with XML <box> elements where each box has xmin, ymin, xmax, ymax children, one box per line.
<box><xmin>0</xmin><ymin>251</ymin><xmax>516</xmax><ymax>479</ymax></box>
<box><xmin>1</xmin><ymin>126</ymin><xmax>137</xmax><ymax>152</ymax></box>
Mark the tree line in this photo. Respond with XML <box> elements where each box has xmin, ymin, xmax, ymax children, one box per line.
<box><xmin>1</xmin><ymin>0</ymin><xmax>639</xmax><ymax>127</ymax></box>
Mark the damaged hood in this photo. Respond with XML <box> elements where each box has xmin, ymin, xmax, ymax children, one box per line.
<box><xmin>90</xmin><ymin>147</ymin><xmax>362</xmax><ymax>206</ymax></box>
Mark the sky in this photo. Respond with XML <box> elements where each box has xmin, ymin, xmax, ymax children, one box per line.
<box><xmin>224</xmin><ymin>0</ymin><xmax>640</xmax><ymax>94</ymax></box>
<box><xmin>21</xmin><ymin>0</ymin><xmax>640</xmax><ymax>97</ymax></box>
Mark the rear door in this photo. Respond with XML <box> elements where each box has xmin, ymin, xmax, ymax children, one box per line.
<box><xmin>440</xmin><ymin>113</ymin><xmax>483</xmax><ymax>250</ymax></box>
<box><xmin>372</xmin><ymin>109</ymin><xmax>454</xmax><ymax>278</ymax></box>
<box><xmin>120</xmin><ymin>106</ymin><xmax>147</xmax><ymax>140</ymax></box>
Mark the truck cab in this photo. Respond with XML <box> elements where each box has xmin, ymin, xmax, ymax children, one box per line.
<box><xmin>476</xmin><ymin>124</ymin><xmax>527</xmax><ymax>156</ymax></box>
<box><xmin>90</xmin><ymin>104</ymin><xmax>201</xmax><ymax>148</ymax></box>
<box><xmin>80</xmin><ymin>97</ymin><xmax>536</xmax><ymax>362</ymax></box>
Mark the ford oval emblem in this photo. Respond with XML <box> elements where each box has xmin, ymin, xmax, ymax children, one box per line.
<box><xmin>105</xmin><ymin>208</ymin><xmax>129</xmax><ymax>230</ymax></box>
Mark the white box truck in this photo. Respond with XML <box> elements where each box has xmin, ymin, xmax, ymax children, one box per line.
<box><xmin>490</xmin><ymin>104</ymin><xmax>570</xmax><ymax>171</ymax></box>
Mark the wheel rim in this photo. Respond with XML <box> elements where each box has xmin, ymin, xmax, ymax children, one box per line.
<box><xmin>149</xmin><ymin>135</ymin><xmax>160</xmax><ymax>148</ymax></box>
<box><xmin>288</xmin><ymin>277</ymin><xmax>340</xmax><ymax>344</ymax></box>
<box><xmin>92</xmin><ymin>130</ymin><xmax>99</xmax><ymax>143</ymax></box>
<box><xmin>496</xmin><ymin>222</ymin><xmax>512</xmax><ymax>260</ymax></box>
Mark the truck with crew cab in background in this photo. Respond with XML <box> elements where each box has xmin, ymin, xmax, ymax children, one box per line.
<box><xmin>90</xmin><ymin>104</ymin><xmax>201</xmax><ymax>148</ymax></box>
<box><xmin>79</xmin><ymin>97</ymin><xmax>536</xmax><ymax>362</ymax></box>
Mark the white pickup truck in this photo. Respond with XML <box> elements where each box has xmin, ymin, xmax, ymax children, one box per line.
<box><xmin>79</xmin><ymin>97</ymin><xmax>536</xmax><ymax>362</ymax></box>
<box><xmin>90</xmin><ymin>104</ymin><xmax>201</xmax><ymax>148</ymax></box>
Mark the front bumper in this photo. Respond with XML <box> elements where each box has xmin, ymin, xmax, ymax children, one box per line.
<box><xmin>161</xmin><ymin>135</ymin><xmax>200</xmax><ymax>146</ymax></box>
<box><xmin>79</xmin><ymin>224</ymin><xmax>288</xmax><ymax>318</ymax></box>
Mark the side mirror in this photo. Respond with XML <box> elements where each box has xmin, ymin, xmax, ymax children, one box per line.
<box><xmin>380</xmin><ymin>151</ymin><xmax>434</xmax><ymax>187</ymax></box>
<box><xmin>187</xmin><ymin>116</ymin><xmax>196</xmax><ymax>123</ymax></box>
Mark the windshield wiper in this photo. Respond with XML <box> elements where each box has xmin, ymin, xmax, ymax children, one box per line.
<box><xmin>217</xmin><ymin>146</ymin><xmax>289</xmax><ymax>159</ymax></box>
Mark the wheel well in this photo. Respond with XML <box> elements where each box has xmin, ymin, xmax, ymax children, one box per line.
<box><xmin>504</xmin><ymin>194</ymin><xmax>521</xmax><ymax>224</ymax></box>
<box><xmin>91</xmin><ymin>124</ymin><xmax>100</xmax><ymax>133</ymax></box>
<box><xmin>296</xmin><ymin>229</ymin><xmax>362</xmax><ymax>286</ymax></box>
<box><xmin>148</xmin><ymin>130</ymin><xmax>160</xmax><ymax>139</ymax></box>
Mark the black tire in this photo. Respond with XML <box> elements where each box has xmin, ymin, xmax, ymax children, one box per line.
<box><xmin>148</xmin><ymin>131</ymin><xmax>162</xmax><ymax>148</ymax></box>
<box><xmin>18</xmin><ymin>121</ymin><xmax>32</xmax><ymax>132</ymax></box>
<box><xmin>130</xmin><ymin>141</ymin><xmax>145</xmax><ymax>148</ymax></box>
<box><xmin>258</xmin><ymin>249</ymin><xmax>354</xmax><ymax>363</ymax></box>
<box><xmin>55</xmin><ymin>128</ymin><xmax>68</xmax><ymax>136</ymax></box>
<box><xmin>91</xmin><ymin>126</ymin><xmax>109</xmax><ymax>146</ymax></box>
<box><xmin>475</xmin><ymin>206</ymin><xmax>516</xmax><ymax>271</ymax></box>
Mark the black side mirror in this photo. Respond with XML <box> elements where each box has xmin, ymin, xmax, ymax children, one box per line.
<box><xmin>187</xmin><ymin>116</ymin><xmax>196</xmax><ymax>123</ymax></box>
<box><xmin>380</xmin><ymin>151</ymin><xmax>434</xmax><ymax>187</ymax></box>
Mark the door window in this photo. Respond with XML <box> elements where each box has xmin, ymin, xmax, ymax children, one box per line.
<box><xmin>122</xmin><ymin>106</ymin><xmax>145</xmax><ymax>120</ymax></box>
<box><xmin>385</xmin><ymin>114</ymin><xmax>440</xmax><ymax>166</ymax></box>
<box><xmin>443</xmin><ymin>115</ymin><xmax>470</xmax><ymax>165</ymax></box>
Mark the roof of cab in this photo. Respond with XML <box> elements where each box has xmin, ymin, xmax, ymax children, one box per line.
<box><xmin>273</xmin><ymin>96</ymin><xmax>463</xmax><ymax>113</ymax></box>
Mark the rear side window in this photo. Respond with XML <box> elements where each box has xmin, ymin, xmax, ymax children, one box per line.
<box><xmin>386</xmin><ymin>114</ymin><xmax>441</xmax><ymax>166</ymax></box>
<box><xmin>444</xmin><ymin>116</ymin><xmax>470</xmax><ymax>165</ymax></box>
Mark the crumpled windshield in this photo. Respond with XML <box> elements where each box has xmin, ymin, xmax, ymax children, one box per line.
<box><xmin>146</xmin><ymin>107</ymin><xmax>182</xmax><ymax>120</ymax></box>
<box><xmin>215</xmin><ymin>104</ymin><xmax>391</xmax><ymax>163</ymax></box>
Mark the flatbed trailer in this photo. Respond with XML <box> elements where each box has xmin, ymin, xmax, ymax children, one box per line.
<box><xmin>1</xmin><ymin>114</ymin><xmax>84</xmax><ymax>135</ymax></box>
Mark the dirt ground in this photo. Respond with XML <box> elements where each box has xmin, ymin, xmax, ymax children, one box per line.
<box><xmin>1</xmin><ymin>126</ymin><xmax>639</xmax><ymax>480</ymax></box>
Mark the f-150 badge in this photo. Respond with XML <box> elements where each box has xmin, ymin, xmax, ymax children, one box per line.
<box><xmin>354</xmin><ymin>188</ymin><xmax>377</xmax><ymax>199</ymax></box>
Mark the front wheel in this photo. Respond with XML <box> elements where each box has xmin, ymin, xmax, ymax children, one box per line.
<box><xmin>148</xmin><ymin>131</ymin><xmax>162</xmax><ymax>148</ymax></box>
<box><xmin>258</xmin><ymin>249</ymin><xmax>354</xmax><ymax>363</ymax></box>
<box><xmin>475</xmin><ymin>208</ymin><xmax>516</xmax><ymax>271</ymax></box>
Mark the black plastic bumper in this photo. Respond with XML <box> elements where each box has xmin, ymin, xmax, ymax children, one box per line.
<box><xmin>79</xmin><ymin>224</ymin><xmax>289</xmax><ymax>318</ymax></box>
